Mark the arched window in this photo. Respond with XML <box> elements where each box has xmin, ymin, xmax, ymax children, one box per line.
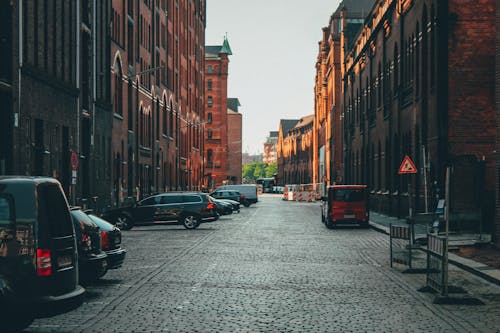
<box><xmin>163</xmin><ymin>97</ymin><xmax>167</xmax><ymax>136</ymax></box>
<box><xmin>139</xmin><ymin>106</ymin><xmax>143</xmax><ymax>145</ymax></box>
<box><xmin>169</xmin><ymin>101</ymin><xmax>174</xmax><ymax>136</ymax></box>
<box><xmin>114</xmin><ymin>59</ymin><xmax>123</xmax><ymax>115</ymax></box>
<box><xmin>128</xmin><ymin>80</ymin><xmax>133</xmax><ymax>130</ymax></box>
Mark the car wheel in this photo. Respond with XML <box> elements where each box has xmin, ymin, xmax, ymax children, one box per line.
<box><xmin>116</xmin><ymin>214</ymin><xmax>134</xmax><ymax>230</ymax></box>
<box><xmin>325</xmin><ymin>213</ymin><xmax>335</xmax><ymax>229</ymax></box>
<box><xmin>181</xmin><ymin>214</ymin><xmax>200</xmax><ymax>229</ymax></box>
<box><xmin>242</xmin><ymin>200</ymin><xmax>251</xmax><ymax>207</ymax></box>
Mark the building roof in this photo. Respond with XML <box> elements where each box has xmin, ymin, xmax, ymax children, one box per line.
<box><xmin>293</xmin><ymin>114</ymin><xmax>314</xmax><ymax>129</ymax></box>
<box><xmin>335</xmin><ymin>0</ymin><xmax>375</xmax><ymax>17</ymax></box>
<box><xmin>227</xmin><ymin>98</ymin><xmax>241</xmax><ymax>112</ymax></box>
<box><xmin>220</xmin><ymin>36</ymin><xmax>233</xmax><ymax>55</ymax></box>
<box><xmin>206</xmin><ymin>36</ymin><xmax>233</xmax><ymax>58</ymax></box>
<box><xmin>205</xmin><ymin>45</ymin><xmax>223</xmax><ymax>57</ymax></box>
<box><xmin>269</xmin><ymin>131</ymin><xmax>279</xmax><ymax>138</ymax></box>
<box><xmin>280</xmin><ymin>119</ymin><xmax>300</xmax><ymax>136</ymax></box>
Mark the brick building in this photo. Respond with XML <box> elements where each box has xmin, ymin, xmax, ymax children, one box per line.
<box><xmin>277</xmin><ymin>116</ymin><xmax>314</xmax><ymax>186</ymax></box>
<box><xmin>342</xmin><ymin>0</ymin><xmax>496</xmax><ymax>233</ymax></box>
<box><xmin>313</xmin><ymin>0</ymin><xmax>375</xmax><ymax>186</ymax></box>
<box><xmin>263</xmin><ymin>131</ymin><xmax>278</xmax><ymax>165</ymax></box>
<box><xmin>227</xmin><ymin>98</ymin><xmax>242</xmax><ymax>184</ymax></box>
<box><xmin>0</xmin><ymin>1</ymin><xmax>112</xmax><ymax>206</ymax></box>
<box><xmin>205</xmin><ymin>37</ymin><xmax>232</xmax><ymax>189</ymax></box>
<box><xmin>110</xmin><ymin>0</ymin><xmax>206</xmax><ymax>203</ymax></box>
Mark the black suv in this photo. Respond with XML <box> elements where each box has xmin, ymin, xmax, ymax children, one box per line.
<box><xmin>0</xmin><ymin>177</ymin><xmax>84</xmax><ymax>332</ymax></box>
<box><xmin>101</xmin><ymin>192</ymin><xmax>218</xmax><ymax>230</ymax></box>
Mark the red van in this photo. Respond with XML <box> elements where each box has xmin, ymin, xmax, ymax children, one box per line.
<box><xmin>321</xmin><ymin>185</ymin><xmax>369</xmax><ymax>228</ymax></box>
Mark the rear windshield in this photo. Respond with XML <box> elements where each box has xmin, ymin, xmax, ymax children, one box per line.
<box><xmin>332</xmin><ymin>188</ymin><xmax>365</xmax><ymax>202</ymax></box>
<box><xmin>0</xmin><ymin>182</ymin><xmax>36</xmax><ymax>225</ymax></box>
<box><xmin>38</xmin><ymin>183</ymin><xmax>74</xmax><ymax>238</ymax></box>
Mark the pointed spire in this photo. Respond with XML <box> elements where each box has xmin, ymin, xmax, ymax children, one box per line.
<box><xmin>220</xmin><ymin>33</ymin><xmax>233</xmax><ymax>55</ymax></box>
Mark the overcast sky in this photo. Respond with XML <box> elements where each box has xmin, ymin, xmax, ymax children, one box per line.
<box><xmin>205</xmin><ymin>0</ymin><xmax>342</xmax><ymax>155</ymax></box>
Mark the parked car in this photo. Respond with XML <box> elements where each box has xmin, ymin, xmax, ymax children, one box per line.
<box><xmin>212</xmin><ymin>199</ymin><xmax>233</xmax><ymax>216</ymax></box>
<box><xmin>87</xmin><ymin>214</ymin><xmax>126</xmax><ymax>269</ymax></box>
<box><xmin>0</xmin><ymin>177</ymin><xmax>85</xmax><ymax>332</ymax></box>
<box><xmin>216</xmin><ymin>198</ymin><xmax>240</xmax><ymax>213</ymax></box>
<box><xmin>321</xmin><ymin>185</ymin><xmax>369</xmax><ymax>229</ymax></box>
<box><xmin>101</xmin><ymin>192</ymin><xmax>219</xmax><ymax>230</ymax></box>
<box><xmin>70</xmin><ymin>208</ymin><xmax>108</xmax><ymax>283</ymax></box>
<box><xmin>215</xmin><ymin>185</ymin><xmax>258</xmax><ymax>207</ymax></box>
<box><xmin>210</xmin><ymin>190</ymin><xmax>242</xmax><ymax>203</ymax></box>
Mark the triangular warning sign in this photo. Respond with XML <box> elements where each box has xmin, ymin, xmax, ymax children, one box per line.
<box><xmin>398</xmin><ymin>155</ymin><xmax>418</xmax><ymax>174</ymax></box>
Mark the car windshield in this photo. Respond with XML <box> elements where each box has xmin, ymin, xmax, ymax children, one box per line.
<box><xmin>332</xmin><ymin>189</ymin><xmax>365</xmax><ymax>202</ymax></box>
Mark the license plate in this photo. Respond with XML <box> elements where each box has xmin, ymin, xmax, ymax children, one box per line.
<box><xmin>344</xmin><ymin>214</ymin><xmax>355</xmax><ymax>219</ymax></box>
<box><xmin>57</xmin><ymin>255</ymin><xmax>72</xmax><ymax>268</ymax></box>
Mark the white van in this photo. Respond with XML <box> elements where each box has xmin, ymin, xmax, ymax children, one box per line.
<box><xmin>215</xmin><ymin>184</ymin><xmax>258</xmax><ymax>207</ymax></box>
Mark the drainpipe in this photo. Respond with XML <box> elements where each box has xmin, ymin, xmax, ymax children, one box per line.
<box><xmin>17</xmin><ymin>0</ymin><xmax>22</xmax><ymax>173</ymax></box>
<box><xmin>92</xmin><ymin>0</ymin><xmax>96</xmax><ymax>148</ymax></box>
<box><xmin>17</xmin><ymin>0</ymin><xmax>22</xmax><ymax>125</ymax></box>
<box><xmin>75</xmin><ymin>0</ymin><xmax>81</xmax><ymax>205</ymax></box>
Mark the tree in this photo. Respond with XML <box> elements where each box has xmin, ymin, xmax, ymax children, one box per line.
<box><xmin>242</xmin><ymin>162</ymin><xmax>278</xmax><ymax>182</ymax></box>
<box><xmin>265</xmin><ymin>162</ymin><xmax>277</xmax><ymax>178</ymax></box>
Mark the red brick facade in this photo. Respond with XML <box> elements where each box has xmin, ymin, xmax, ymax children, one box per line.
<box><xmin>110</xmin><ymin>0</ymin><xmax>206</xmax><ymax>203</ymax></box>
<box><xmin>204</xmin><ymin>38</ymin><xmax>231</xmax><ymax>189</ymax></box>
<box><xmin>227</xmin><ymin>106</ymin><xmax>242</xmax><ymax>184</ymax></box>
<box><xmin>277</xmin><ymin>116</ymin><xmax>314</xmax><ymax>185</ymax></box>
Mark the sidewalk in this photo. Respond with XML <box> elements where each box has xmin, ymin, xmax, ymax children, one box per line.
<box><xmin>369</xmin><ymin>211</ymin><xmax>500</xmax><ymax>286</ymax></box>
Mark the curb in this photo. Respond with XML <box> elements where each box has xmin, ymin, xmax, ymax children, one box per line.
<box><xmin>369</xmin><ymin>220</ymin><xmax>500</xmax><ymax>287</ymax></box>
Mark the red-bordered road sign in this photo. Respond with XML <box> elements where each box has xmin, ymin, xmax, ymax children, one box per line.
<box><xmin>71</xmin><ymin>151</ymin><xmax>79</xmax><ymax>171</ymax></box>
<box><xmin>398</xmin><ymin>155</ymin><xmax>417</xmax><ymax>174</ymax></box>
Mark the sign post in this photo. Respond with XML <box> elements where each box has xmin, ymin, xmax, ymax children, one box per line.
<box><xmin>398</xmin><ymin>155</ymin><xmax>418</xmax><ymax>244</ymax></box>
<box><xmin>71</xmin><ymin>151</ymin><xmax>79</xmax><ymax>206</ymax></box>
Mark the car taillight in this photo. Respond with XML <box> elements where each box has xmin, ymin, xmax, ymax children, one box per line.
<box><xmin>82</xmin><ymin>233</ymin><xmax>92</xmax><ymax>251</ymax></box>
<box><xmin>101</xmin><ymin>231</ymin><xmax>110</xmax><ymax>251</ymax></box>
<box><xmin>207</xmin><ymin>203</ymin><xmax>215</xmax><ymax>210</ymax></box>
<box><xmin>36</xmin><ymin>248</ymin><xmax>52</xmax><ymax>277</ymax></box>
<box><xmin>240</xmin><ymin>195</ymin><xmax>245</xmax><ymax>201</ymax></box>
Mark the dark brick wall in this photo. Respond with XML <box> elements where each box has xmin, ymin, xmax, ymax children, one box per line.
<box><xmin>342</xmin><ymin>0</ymin><xmax>496</xmax><ymax>229</ymax></box>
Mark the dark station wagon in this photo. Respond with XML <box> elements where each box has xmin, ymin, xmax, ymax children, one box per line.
<box><xmin>101</xmin><ymin>192</ymin><xmax>219</xmax><ymax>230</ymax></box>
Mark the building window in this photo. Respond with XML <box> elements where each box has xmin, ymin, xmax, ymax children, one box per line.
<box><xmin>207</xmin><ymin>79</ymin><xmax>212</xmax><ymax>90</ymax></box>
<box><xmin>207</xmin><ymin>96</ymin><xmax>213</xmax><ymax>107</ymax></box>
<box><xmin>207</xmin><ymin>112</ymin><xmax>212</xmax><ymax>124</ymax></box>
<box><xmin>207</xmin><ymin>129</ymin><xmax>212</xmax><ymax>139</ymax></box>
<box><xmin>207</xmin><ymin>65</ymin><xmax>213</xmax><ymax>74</ymax></box>
<box><xmin>163</xmin><ymin>98</ymin><xmax>167</xmax><ymax>136</ymax></box>
<box><xmin>114</xmin><ymin>61</ymin><xmax>123</xmax><ymax>115</ymax></box>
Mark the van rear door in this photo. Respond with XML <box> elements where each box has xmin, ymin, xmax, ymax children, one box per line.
<box><xmin>37</xmin><ymin>182</ymin><xmax>78</xmax><ymax>297</ymax></box>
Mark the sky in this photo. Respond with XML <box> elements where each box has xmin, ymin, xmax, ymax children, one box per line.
<box><xmin>205</xmin><ymin>0</ymin><xmax>342</xmax><ymax>155</ymax></box>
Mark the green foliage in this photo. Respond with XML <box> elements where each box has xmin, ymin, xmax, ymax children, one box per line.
<box><xmin>242</xmin><ymin>162</ymin><xmax>277</xmax><ymax>182</ymax></box>
<box><xmin>265</xmin><ymin>162</ymin><xmax>277</xmax><ymax>178</ymax></box>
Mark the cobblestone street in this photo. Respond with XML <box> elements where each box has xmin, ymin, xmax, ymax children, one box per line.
<box><xmin>29</xmin><ymin>196</ymin><xmax>500</xmax><ymax>333</ymax></box>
